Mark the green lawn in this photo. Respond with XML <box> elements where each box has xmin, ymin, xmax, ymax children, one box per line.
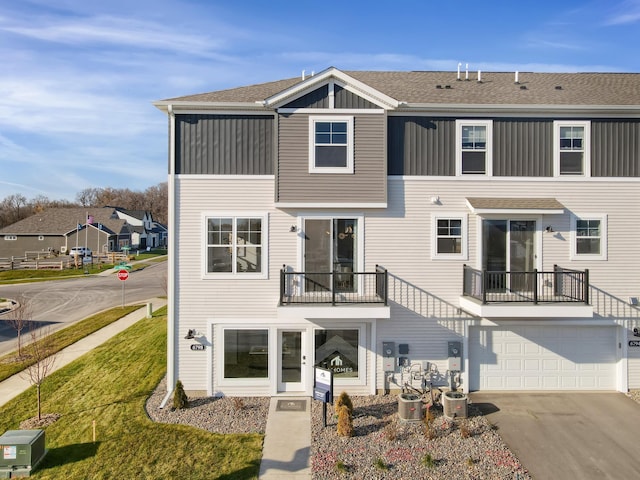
<box><xmin>0</xmin><ymin>265</ymin><xmax>116</xmax><ymax>284</ymax></box>
<box><xmin>0</xmin><ymin>305</ymin><xmax>143</xmax><ymax>382</ymax></box>
<box><xmin>0</xmin><ymin>313</ymin><xmax>263</xmax><ymax>479</ymax></box>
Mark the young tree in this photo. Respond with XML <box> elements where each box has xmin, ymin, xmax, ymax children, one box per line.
<box><xmin>6</xmin><ymin>294</ymin><xmax>31</xmax><ymax>358</ymax></box>
<box><xmin>23</xmin><ymin>323</ymin><xmax>57</xmax><ymax>421</ymax></box>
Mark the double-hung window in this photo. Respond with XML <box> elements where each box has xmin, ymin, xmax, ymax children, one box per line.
<box><xmin>205</xmin><ymin>214</ymin><xmax>267</xmax><ymax>277</ymax></box>
<box><xmin>456</xmin><ymin>120</ymin><xmax>492</xmax><ymax>175</ymax></box>
<box><xmin>571</xmin><ymin>214</ymin><xmax>607</xmax><ymax>260</ymax></box>
<box><xmin>309</xmin><ymin>116</ymin><xmax>354</xmax><ymax>173</ymax></box>
<box><xmin>554</xmin><ymin>121</ymin><xmax>590</xmax><ymax>176</ymax></box>
<box><xmin>431</xmin><ymin>214</ymin><xmax>468</xmax><ymax>259</ymax></box>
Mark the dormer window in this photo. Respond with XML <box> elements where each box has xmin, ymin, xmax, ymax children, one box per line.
<box><xmin>309</xmin><ymin>116</ymin><xmax>354</xmax><ymax>173</ymax></box>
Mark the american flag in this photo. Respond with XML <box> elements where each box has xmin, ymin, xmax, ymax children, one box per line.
<box><xmin>87</xmin><ymin>215</ymin><xmax>94</xmax><ymax>225</ymax></box>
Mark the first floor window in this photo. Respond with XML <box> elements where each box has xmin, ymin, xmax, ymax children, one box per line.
<box><xmin>432</xmin><ymin>214</ymin><xmax>468</xmax><ymax>260</ymax></box>
<box><xmin>571</xmin><ymin>214</ymin><xmax>606</xmax><ymax>260</ymax></box>
<box><xmin>576</xmin><ymin>219</ymin><xmax>601</xmax><ymax>254</ymax></box>
<box><xmin>314</xmin><ymin>329</ymin><xmax>359</xmax><ymax>379</ymax></box>
<box><xmin>206</xmin><ymin>215</ymin><xmax>265</xmax><ymax>275</ymax></box>
<box><xmin>223</xmin><ymin>329</ymin><xmax>269</xmax><ymax>379</ymax></box>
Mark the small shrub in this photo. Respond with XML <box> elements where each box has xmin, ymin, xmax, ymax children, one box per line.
<box><xmin>373</xmin><ymin>457</ymin><xmax>388</xmax><ymax>471</ymax></box>
<box><xmin>459</xmin><ymin>419</ymin><xmax>471</xmax><ymax>438</ymax></box>
<box><xmin>421</xmin><ymin>452</ymin><xmax>436</xmax><ymax>469</ymax></box>
<box><xmin>466</xmin><ymin>457</ymin><xmax>476</xmax><ymax>467</ymax></box>
<box><xmin>335</xmin><ymin>391</ymin><xmax>353</xmax><ymax>416</ymax></box>
<box><xmin>172</xmin><ymin>380</ymin><xmax>188</xmax><ymax>409</ymax></box>
<box><xmin>232</xmin><ymin>397</ymin><xmax>245</xmax><ymax>411</ymax></box>
<box><xmin>336</xmin><ymin>404</ymin><xmax>354</xmax><ymax>437</ymax></box>
<box><xmin>384</xmin><ymin>420</ymin><xmax>398</xmax><ymax>441</ymax></box>
<box><xmin>335</xmin><ymin>460</ymin><xmax>349</xmax><ymax>473</ymax></box>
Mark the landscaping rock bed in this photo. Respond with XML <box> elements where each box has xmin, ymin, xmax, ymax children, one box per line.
<box><xmin>146</xmin><ymin>377</ymin><xmax>531</xmax><ymax>479</ymax></box>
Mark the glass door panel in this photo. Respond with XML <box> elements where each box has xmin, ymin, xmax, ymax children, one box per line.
<box><xmin>278</xmin><ymin>330</ymin><xmax>306</xmax><ymax>392</ymax></box>
<box><xmin>304</xmin><ymin>219</ymin><xmax>331</xmax><ymax>292</ymax></box>
<box><xmin>334</xmin><ymin>219</ymin><xmax>356</xmax><ymax>293</ymax></box>
<box><xmin>509</xmin><ymin>221</ymin><xmax>536</xmax><ymax>292</ymax></box>
<box><xmin>482</xmin><ymin>220</ymin><xmax>507</xmax><ymax>292</ymax></box>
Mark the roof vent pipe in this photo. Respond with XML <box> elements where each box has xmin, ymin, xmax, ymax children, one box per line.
<box><xmin>457</xmin><ymin>63</ymin><xmax>462</xmax><ymax>81</ymax></box>
<box><xmin>465</xmin><ymin>63</ymin><xmax>469</xmax><ymax>81</ymax></box>
<box><xmin>311</xmin><ymin>71</ymin><xmax>315</xmax><ymax>76</ymax></box>
<box><xmin>478</xmin><ymin>70</ymin><xmax>482</xmax><ymax>83</ymax></box>
<box><xmin>302</xmin><ymin>70</ymin><xmax>306</xmax><ymax>81</ymax></box>
<box><xmin>515</xmin><ymin>71</ymin><xmax>519</xmax><ymax>84</ymax></box>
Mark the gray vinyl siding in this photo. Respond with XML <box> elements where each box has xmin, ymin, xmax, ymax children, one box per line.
<box><xmin>175</xmin><ymin>114</ymin><xmax>274</xmax><ymax>175</ymax></box>
<box><xmin>335</xmin><ymin>85</ymin><xmax>378</xmax><ymax>109</ymax></box>
<box><xmin>276</xmin><ymin>113</ymin><xmax>386</xmax><ymax>204</ymax></box>
<box><xmin>592</xmin><ymin>120</ymin><xmax>640</xmax><ymax>177</ymax></box>
<box><xmin>493</xmin><ymin>119</ymin><xmax>553</xmax><ymax>176</ymax></box>
<box><xmin>282</xmin><ymin>85</ymin><xmax>329</xmax><ymax>108</ymax></box>
<box><xmin>387</xmin><ymin>117</ymin><xmax>455</xmax><ymax>175</ymax></box>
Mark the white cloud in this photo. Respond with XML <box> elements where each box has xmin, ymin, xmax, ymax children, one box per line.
<box><xmin>604</xmin><ymin>0</ymin><xmax>640</xmax><ymax>25</ymax></box>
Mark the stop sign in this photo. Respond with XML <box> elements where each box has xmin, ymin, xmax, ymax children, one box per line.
<box><xmin>117</xmin><ymin>269</ymin><xmax>129</xmax><ymax>281</ymax></box>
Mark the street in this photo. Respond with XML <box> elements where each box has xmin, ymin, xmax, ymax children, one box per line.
<box><xmin>0</xmin><ymin>260</ymin><xmax>166</xmax><ymax>356</ymax></box>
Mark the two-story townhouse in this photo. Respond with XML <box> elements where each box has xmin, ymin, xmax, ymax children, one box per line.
<box><xmin>155</xmin><ymin>67</ymin><xmax>640</xmax><ymax>399</ymax></box>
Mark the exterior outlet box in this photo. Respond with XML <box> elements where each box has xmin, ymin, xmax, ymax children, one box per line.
<box><xmin>448</xmin><ymin>341</ymin><xmax>462</xmax><ymax>371</ymax></box>
<box><xmin>398</xmin><ymin>344</ymin><xmax>409</xmax><ymax>354</ymax></box>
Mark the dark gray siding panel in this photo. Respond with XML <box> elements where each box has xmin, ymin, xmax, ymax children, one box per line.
<box><xmin>592</xmin><ymin>120</ymin><xmax>640</xmax><ymax>177</ymax></box>
<box><xmin>493</xmin><ymin>119</ymin><xmax>553</xmax><ymax>177</ymax></box>
<box><xmin>175</xmin><ymin>115</ymin><xmax>273</xmax><ymax>175</ymax></box>
<box><xmin>277</xmin><ymin>113</ymin><xmax>386</xmax><ymax>203</ymax></box>
<box><xmin>282</xmin><ymin>85</ymin><xmax>329</xmax><ymax>109</ymax></box>
<box><xmin>387</xmin><ymin>117</ymin><xmax>455</xmax><ymax>175</ymax></box>
<box><xmin>335</xmin><ymin>85</ymin><xmax>378</xmax><ymax>109</ymax></box>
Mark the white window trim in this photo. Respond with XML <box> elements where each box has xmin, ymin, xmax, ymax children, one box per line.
<box><xmin>202</xmin><ymin>212</ymin><xmax>269</xmax><ymax>279</ymax></box>
<box><xmin>553</xmin><ymin>120</ymin><xmax>591</xmax><ymax>177</ymax></box>
<box><xmin>308</xmin><ymin>115</ymin><xmax>354</xmax><ymax>174</ymax></box>
<box><xmin>455</xmin><ymin>119</ymin><xmax>493</xmax><ymax>176</ymax></box>
<box><xmin>313</xmin><ymin>324</ymin><xmax>367</xmax><ymax>386</ymax></box>
<box><xmin>217</xmin><ymin>326</ymin><xmax>271</xmax><ymax>387</ymax></box>
<box><xmin>570</xmin><ymin>213</ymin><xmax>607</xmax><ymax>260</ymax></box>
<box><xmin>431</xmin><ymin>213</ymin><xmax>468</xmax><ymax>260</ymax></box>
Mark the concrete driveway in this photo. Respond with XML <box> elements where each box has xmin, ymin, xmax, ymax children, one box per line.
<box><xmin>470</xmin><ymin>392</ymin><xmax>640</xmax><ymax>479</ymax></box>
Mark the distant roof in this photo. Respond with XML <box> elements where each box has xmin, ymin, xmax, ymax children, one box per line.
<box><xmin>0</xmin><ymin>207</ymin><xmax>127</xmax><ymax>235</ymax></box>
<box><xmin>157</xmin><ymin>69</ymin><xmax>640</xmax><ymax>107</ymax></box>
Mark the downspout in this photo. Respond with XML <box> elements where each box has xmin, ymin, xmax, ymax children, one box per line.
<box><xmin>160</xmin><ymin>103</ymin><xmax>177</xmax><ymax>409</ymax></box>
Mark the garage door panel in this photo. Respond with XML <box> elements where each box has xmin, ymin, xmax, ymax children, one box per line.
<box><xmin>470</xmin><ymin>326</ymin><xmax>616</xmax><ymax>391</ymax></box>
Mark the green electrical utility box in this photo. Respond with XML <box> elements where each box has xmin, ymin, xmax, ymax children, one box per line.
<box><xmin>0</xmin><ymin>430</ymin><xmax>47</xmax><ymax>478</ymax></box>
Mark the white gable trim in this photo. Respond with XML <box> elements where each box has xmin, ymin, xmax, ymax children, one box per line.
<box><xmin>263</xmin><ymin>67</ymin><xmax>399</xmax><ymax>109</ymax></box>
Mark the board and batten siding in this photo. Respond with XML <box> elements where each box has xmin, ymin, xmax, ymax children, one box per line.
<box><xmin>175</xmin><ymin>114</ymin><xmax>274</xmax><ymax>175</ymax></box>
<box><xmin>493</xmin><ymin>119</ymin><xmax>553</xmax><ymax>176</ymax></box>
<box><xmin>592</xmin><ymin>120</ymin><xmax>640</xmax><ymax>177</ymax></box>
<box><xmin>276</xmin><ymin>112</ymin><xmax>387</xmax><ymax>204</ymax></box>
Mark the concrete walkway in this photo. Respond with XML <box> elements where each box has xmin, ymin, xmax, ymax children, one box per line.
<box><xmin>0</xmin><ymin>297</ymin><xmax>167</xmax><ymax>407</ymax></box>
<box><xmin>259</xmin><ymin>397</ymin><xmax>311</xmax><ymax>479</ymax></box>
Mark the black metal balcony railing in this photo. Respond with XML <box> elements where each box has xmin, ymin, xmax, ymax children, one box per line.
<box><xmin>279</xmin><ymin>265</ymin><xmax>388</xmax><ymax>306</ymax></box>
<box><xmin>462</xmin><ymin>264</ymin><xmax>590</xmax><ymax>305</ymax></box>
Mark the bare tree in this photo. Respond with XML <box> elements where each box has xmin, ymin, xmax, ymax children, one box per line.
<box><xmin>6</xmin><ymin>294</ymin><xmax>31</xmax><ymax>358</ymax></box>
<box><xmin>23</xmin><ymin>324</ymin><xmax>57</xmax><ymax>421</ymax></box>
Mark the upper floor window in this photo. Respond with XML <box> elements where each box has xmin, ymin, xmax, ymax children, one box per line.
<box><xmin>456</xmin><ymin>120</ymin><xmax>492</xmax><ymax>175</ymax></box>
<box><xmin>309</xmin><ymin>116</ymin><xmax>354</xmax><ymax>173</ymax></box>
<box><xmin>4</xmin><ymin>235</ymin><xmax>17</xmax><ymax>241</ymax></box>
<box><xmin>204</xmin><ymin>214</ymin><xmax>268</xmax><ymax>277</ymax></box>
<box><xmin>554</xmin><ymin>121</ymin><xmax>590</xmax><ymax>176</ymax></box>
<box><xmin>571</xmin><ymin>214</ymin><xmax>606</xmax><ymax>260</ymax></box>
<box><xmin>431</xmin><ymin>214</ymin><xmax>468</xmax><ymax>260</ymax></box>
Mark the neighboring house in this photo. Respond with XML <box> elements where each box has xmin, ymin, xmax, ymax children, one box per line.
<box><xmin>0</xmin><ymin>207</ymin><xmax>135</xmax><ymax>257</ymax></box>
<box><xmin>110</xmin><ymin>207</ymin><xmax>166</xmax><ymax>249</ymax></box>
<box><xmin>155</xmin><ymin>67</ymin><xmax>640</xmax><ymax>398</ymax></box>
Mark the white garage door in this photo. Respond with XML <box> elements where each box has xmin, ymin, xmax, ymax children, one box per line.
<box><xmin>469</xmin><ymin>326</ymin><xmax>617</xmax><ymax>391</ymax></box>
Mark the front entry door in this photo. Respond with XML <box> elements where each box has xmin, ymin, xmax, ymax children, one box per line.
<box><xmin>278</xmin><ymin>330</ymin><xmax>307</xmax><ymax>392</ymax></box>
<box><xmin>483</xmin><ymin>220</ymin><xmax>536</xmax><ymax>292</ymax></box>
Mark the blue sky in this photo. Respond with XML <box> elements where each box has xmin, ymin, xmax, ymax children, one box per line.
<box><xmin>1</xmin><ymin>0</ymin><xmax>639</xmax><ymax>201</ymax></box>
